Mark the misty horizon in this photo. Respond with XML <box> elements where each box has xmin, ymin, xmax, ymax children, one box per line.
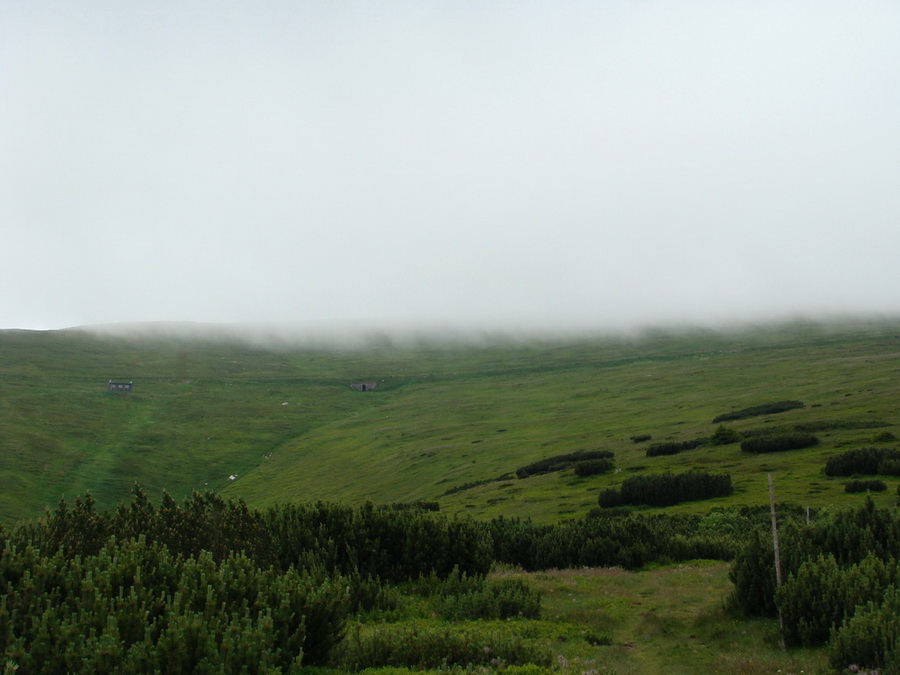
<box><xmin>14</xmin><ymin>311</ymin><xmax>891</xmax><ymax>355</ymax></box>
<box><xmin>3</xmin><ymin>1</ymin><xmax>899</xmax><ymax>332</ymax></box>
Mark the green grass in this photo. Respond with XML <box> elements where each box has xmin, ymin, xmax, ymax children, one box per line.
<box><xmin>501</xmin><ymin>563</ymin><xmax>828</xmax><ymax>674</ymax></box>
<box><xmin>1</xmin><ymin>318</ymin><xmax>899</xmax><ymax>524</ymax></box>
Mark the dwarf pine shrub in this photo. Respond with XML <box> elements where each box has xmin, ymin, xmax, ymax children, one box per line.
<box><xmin>573</xmin><ymin>458</ymin><xmax>614</xmax><ymax>477</ymax></box>
<box><xmin>730</xmin><ymin>499</ymin><xmax>900</xmax><ymax>619</ymax></box>
<box><xmin>845</xmin><ymin>479</ymin><xmax>888</xmax><ymax>493</ymax></box>
<box><xmin>740</xmin><ymin>432</ymin><xmax>819</xmax><ymax>453</ymax></box>
<box><xmin>515</xmin><ymin>450</ymin><xmax>614</xmax><ymax>478</ymax></box>
<box><xmin>644</xmin><ymin>439</ymin><xmax>705</xmax><ymax>457</ymax></box>
<box><xmin>713</xmin><ymin>400</ymin><xmax>804</xmax><ymax>423</ymax></box>
<box><xmin>828</xmin><ymin>585</ymin><xmax>900</xmax><ymax>672</ymax></box>
<box><xmin>709</xmin><ymin>425</ymin><xmax>743</xmax><ymax>445</ymax></box>
<box><xmin>598</xmin><ymin>470</ymin><xmax>732</xmax><ymax>508</ymax></box>
<box><xmin>334</xmin><ymin>620</ymin><xmax>552</xmax><ymax>671</ymax></box>
<box><xmin>264</xmin><ymin>501</ymin><xmax>492</xmax><ymax>582</ymax></box>
<box><xmin>824</xmin><ymin>447</ymin><xmax>900</xmax><ymax>476</ymax></box>
<box><xmin>0</xmin><ymin>537</ymin><xmax>349</xmax><ymax>671</ymax></box>
<box><xmin>438</xmin><ymin>578</ymin><xmax>541</xmax><ymax>621</ymax></box>
<box><xmin>13</xmin><ymin>487</ymin><xmax>493</xmax><ymax>585</ymax></box>
<box><xmin>776</xmin><ymin>553</ymin><xmax>900</xmax><ymax>647</ymax></box>
<box><xmin>486</xmin><ymin>511</ymin><xmax>736</xmax><ymax>571</ymax></box>
<box><xmin>10</xmin><ymin>487</ymin><xmax>276</xmax><ymax>567</ymax></box>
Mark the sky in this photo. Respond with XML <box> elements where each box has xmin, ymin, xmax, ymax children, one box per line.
<box><xmin>2</xmin><ymin>0</ymin><xmax>900</xmax><ymax>333</ymax></box>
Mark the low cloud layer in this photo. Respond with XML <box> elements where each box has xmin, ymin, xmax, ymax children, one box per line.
<box><xmin>3</xmin><ymin>1</ymin><xmax>899</xmax><ymax>332</ymax></box>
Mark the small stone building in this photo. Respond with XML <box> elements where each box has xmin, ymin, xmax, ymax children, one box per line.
<box><xmin>350</xmin><ymin>382</ymin><xmax>377</xmax><ymax>392</ymax></box>
<box><xmin>107</xmin><ymin>380</ymin><xmax>133</xmax><ymax>393</ymax></box>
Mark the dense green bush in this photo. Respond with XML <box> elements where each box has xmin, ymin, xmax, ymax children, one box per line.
<box><xmin>776</xmin><ymin>553</ymin><xmax>900</xmax><ymax>647</ymax></box>
<box><xmin>11</xmin><ymin>488</ymin><xmax>491</xmax><ymax>584</ymax></box>
<box><xmin>439</xmin><ymin>578</ymin><xmax>541</xmax><ymax>621</ymax></box>
<box><xmin>740</xmin><ymin>433</ymin><xmax>819</xmax><ymax>453</ymax></box>
<box><xmin>264</xmin><ymin>501</ymin><xmax>492</xmax><ymax>582</ymax></box>
<box><xmin>487</xmin><ymin>511</ymin><xmax>737</xmax><ymax>571</ymax></box>
<box><xmin>265</xmin><ymin>502</ymin><xmax>491</xmax><ymax>581</ymax></box>
<box><xmin>597</xmin><ymin>471</ymin><xmax>732</xmax><ymax>508</ymax></box>
<box><xmin>403</xmin><ymin>569</ymin><xmax>541</xmax><ymax>621</ymax></box>
<box><xmin>728</xmin><ymin>529</ymin><xmax>779</xmax><ymax>616</ymax></box>
<box><xmin>644</xmin><ymin>439</ymin><xmax>705</xmax><ymax>457</ymax></box>
<box><xmin>10</xmin><ymin>488</ymin><xmax>275</xmax><ymax>567</ymax></box>
<box><xmin>730</xmin><ymin>499</ymin><xmax>900</xmax><ymax>619</ymax></box>
<box><xmin>643</xmin><ymin>444</ymin><xmax>679</xmax><ymax>457</ymax></box>
<box><xmin>844</xmin><ymin>479</ymin><xmax>887</xmax><ymax>493</ymax></box>
<box><xmin>0</xmin><ymin>538</ymin><xmax>348</xmax><ymax>671</ymax></box>
<box><xmin>630</xmin><ymin>434</ymin><xmax>652</xmax><ymax>443</ymax></box>
<box><xmin>388</xmin><ymin>501</ymin><xmax>440</xmax><ymax>512</ymax></box>
<box><xmin>334</xmin><ymin>620</ymin><xmax>552</xmax><ymax>671</ymax></box>
<box><xmin>709</xmin><ymin>425</ymin><xmax>743</xmax><ymax>445</ymax></box>
<box><xmin>713</xmin><ymin>400</ymin><xmax>804</xmax><ymax>423</ymax></box>
<box><xmin>823</xmin><ymin>447</ymin><xmax>900</xmax><ymax>476</ymax></box>
<box><xmin>515</xmin><ymin>450</ymin><xmax>614</xmax><ymax>478</ymax></box>
<box><xmin>828</xmin><ymin>585</ymin><xmax>900</xmax><ymax>671</ymax></box>
<box><xmin>698</xmin><ymin>507</ymin><xmax>760</xmax><ymax>539</ymax></box>
<box><xmin>573</xmin><ymin>458</ymin><xmax>614</xmax><ymax>477</ymax></box>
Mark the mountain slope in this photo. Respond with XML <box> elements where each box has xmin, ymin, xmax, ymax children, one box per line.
<box><xmin>2</xmin><ymin>320</ymin><xmax>899</xmax><ymax>525</ymax></box>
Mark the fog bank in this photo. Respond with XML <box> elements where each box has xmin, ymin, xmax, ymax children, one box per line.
<box><xmin>3</xmin><ymin>1</ymin><xmax>899</xmax><ymax>331</ymax></box>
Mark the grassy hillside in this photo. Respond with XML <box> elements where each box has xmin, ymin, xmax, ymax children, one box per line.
<box><xmin>2</xmin><ymin>319</ymin><xmax>899</xmax><ymax>525</ymax></box>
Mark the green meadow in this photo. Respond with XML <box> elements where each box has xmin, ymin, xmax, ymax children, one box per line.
<box><xmin>2</xmin><ymin>319</ymin><xmax>898</xmax><ymax>525</ymax></box>
<box><xmin>2</xmin><ymin>318</ymin><xmax>900</xmax><ymax>672</ymax></box>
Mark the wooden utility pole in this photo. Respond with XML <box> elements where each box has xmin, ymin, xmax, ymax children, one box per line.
<box><xmin>768</xmin><ymin>473</ymin><xmax>785</xmax><ymax>649</ymax></box>
<box><xmin>769</xmin><ymin>474</ymin><xmax>782</xmax><ymax>586</ymax></box>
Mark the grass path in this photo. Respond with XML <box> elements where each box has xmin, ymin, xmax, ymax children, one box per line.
<box><xmin>504</xmin><ymin>563</ymin><xmax>827</xmax><ymax>674</ymax></box>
